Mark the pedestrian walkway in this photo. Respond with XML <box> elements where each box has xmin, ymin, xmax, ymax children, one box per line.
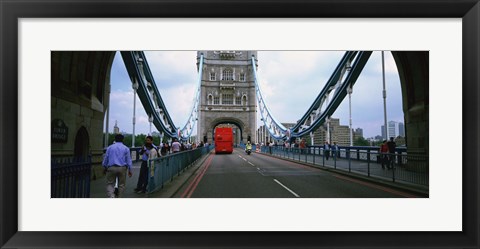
<box><xmin>90</xmin><ymin>161</ymin><xmax>144</xmax><ymax>198</ymax></box>
<box><xmin>90</xmin><ymin>152</ymin><xmax>211</xmax><ymax>198</ymax></box>
<box><xmin>261</xmin><ymin>148</ymin><xmax>428</xmax><ymax>196</ymax></box>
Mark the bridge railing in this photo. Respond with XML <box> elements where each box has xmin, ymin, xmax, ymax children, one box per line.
<box><xmin>260</xmin><ymin>146</ymin><xmax>428</xmax><ymax>187</ymax></box>
<box><xmin>51</xmin><ymin>157</ymin><xmax>92</xmax><ymax>198</ymax></box>
<box><xmin>146</xmin><ymin>145</ymin><xmax>213</xmax><ymax>194</ymax></box>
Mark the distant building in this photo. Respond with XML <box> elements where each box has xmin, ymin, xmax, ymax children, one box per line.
<box><xmin>381</xmin><ymin>121</ymin><xmax>404</xmax><ymax>139</ymax></box>
<box><xmin>256</xmin><ymin>123</ymin><xmax>296</xmax><ymax>145</ymax></box>
<box><xmin>353</xmin><ymin>128</ymin><xmax>364</xmax><ymax>142</ymax></box>
<box><xmin>113</xmin><ymin>120</ymin><xmax>120</xmax><ymax>134</ymax></box>
<box><xmin>388</xmin><ymin>121</ymin><xmax>397</xmax><ymax>138</ymax></box>
<box><xmin>256</xmin><ymin>124</ymin><xmax>271</xmax><ymax>144</ymax></box>
<box><xmin>258</xmin><ymin>119</ymin><xmax>361</xmax><ymax>147</ymax></box>
<box><xmin>311</xmin><ymin>118</ymin><xmax>351</xmax><ymax>146</ymax></box>
<box><xmin>398</xmin><ymin>122</ymin><xmax>405</xmax><ymax>137</ymax></box>
<box><xmin>354</xmin><ymin>128</ymin><xmax>363</xmax><ymax>138</ymax></box>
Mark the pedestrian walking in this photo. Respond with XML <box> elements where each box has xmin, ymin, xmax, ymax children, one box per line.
<box><xmin>160</xmin><ymin>142</ymin><xmax>169</xmax><ymax>156</ymax></box>
<box><xmin>299</xmin><ymin>139</ymin><xmax>306</xmax><ymax>154</ymax></box>
<box><xmin>102</xmin><ymin>134</ymin><xmax>133</xmax><ymax>198</ymax></box>
<box><xmin>387</xmin><ymin>137</ymin><xmax>397</xmax><ymax>169</ymax></box>
<box><xmin>379</xmin><ymin>140</ymin><xmax>389</xmax><ymax>169</ymax></box>
<box><xmin>332</xmin><ymin>142</ymin><xmax>339</xmax><ymax>158</ymax></box>
<box><xmin>324</xmin><ymin>141</ymin><xmax>330</xmax><ymax>160</ymax></box>
<box><xmin>134</xmin><ymin>136</ymin><xmax>157</xmax><ymax>194</ymax></box>
<box><xmin>171</xmin><ymin>138</ymin><xmax>181</xmax><ymax>153</ymax></box>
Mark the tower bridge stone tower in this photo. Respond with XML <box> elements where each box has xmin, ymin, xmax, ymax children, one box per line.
<box><xmin>196</xmin><ymin>51</ymin><xmax>257</xmax><ymax>144</ymax></box>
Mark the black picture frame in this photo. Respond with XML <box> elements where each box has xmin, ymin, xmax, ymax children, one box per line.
<box><xmin>1</xmin><ymin>0</ymin><xmax>478</xmax><ymax>248</ymax></box>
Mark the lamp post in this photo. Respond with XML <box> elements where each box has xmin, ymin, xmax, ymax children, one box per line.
<box><xmin>104</xmin><ymin>83</ymin><xmax>111</xmax><ymax>147</ymax></box>
<box><xmin>149</xmin><ymin>115</ymin><xmax>153</xmax><ymax>135</ymax></box>
<box><xmin>326</xmin><ymin>117</ymin><xmax>331</xmax><ymax>144</ymax></box>
<box><xmin>382</xmin><ymin>51</ymin><xmax>388</xmax><ymax>140</ymax></box>
<box><xmin>132</xmin><ymin>79</ymin><xmax>138</xmax><ymax>148</ymax></box>
<box><xmin>347</xmin><ymin>85</ymin><xmax>353</xmax><ymax>146</ymax></box>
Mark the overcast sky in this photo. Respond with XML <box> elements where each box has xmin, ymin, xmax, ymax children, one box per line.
<box><xmin>106</xmin><ymin>51</ymin><xmax>403</xmax><ymax>139</ymax></box>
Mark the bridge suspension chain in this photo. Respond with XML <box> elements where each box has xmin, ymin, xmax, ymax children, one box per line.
<box><xmin>121</xmin><ymin>51</ymin><xmax>203</xmax><ymax>141</ymax></box>
<box><xmin>178</xmin><ymin>54</ymin><xmax>204</xmax><ymax>141</ymax></box>
<box><xmin>251</xmin><ymin>56</ymin><xmax>288</xmax><ymax>140</ymax></box>
<box><xmin>251</xmin><ymin>51</ymin><xmax>372</xmax><ymax>141</ymax></box>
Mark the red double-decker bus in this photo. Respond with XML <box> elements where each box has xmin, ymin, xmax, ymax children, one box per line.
<box><xmin>214</xmin><ymin>127</ymin><xmax>233</xmax><ymax>154</ymax></box>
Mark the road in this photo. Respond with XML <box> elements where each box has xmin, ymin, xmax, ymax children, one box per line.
<box><xmin>175</xmin><ymin>148</ymin><xmax>418</xmax><ymax>198</ymax></box>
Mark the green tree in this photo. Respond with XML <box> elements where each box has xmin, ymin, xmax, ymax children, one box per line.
<box><xmin>373</xmin><ymin>140</ymin><xmax>384</xmax><ymax>146</ymax></box>
<box><xmin>353</xmin><ymin>137</ymin><xmax>369</xmax><ymax>146</ymax></box>
<box><xmin>103</xmin><ymin>133</ymin><xmax>169</xmax><ymax>148</ymax></box>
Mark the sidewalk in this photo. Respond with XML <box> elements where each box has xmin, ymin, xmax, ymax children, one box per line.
<box><xmin>258</xmin><ymin>150</ymin><xmax>429</xmax><ymax>197</ymax></box>
<box><xmin>90</xmin><ymin>152</ymin><xmax>211</xmax><ymax>198</ymax></box>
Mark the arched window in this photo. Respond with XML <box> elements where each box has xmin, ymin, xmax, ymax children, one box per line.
<box><xmin>222</xmin><ymin>69</ymin><xmax>233</xmax><ymax>81</ymax></box>
<box><xmin>208</xmin><ymin>94</ymin><xmax>213</xmax><ymax>105</ymax></box>
<box><xmin>242</xmin><ymin>95</ymin><xmax>247</xmax><ymax>106</ymax></box>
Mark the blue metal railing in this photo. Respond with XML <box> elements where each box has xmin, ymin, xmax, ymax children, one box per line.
<box><xmin>147</xmin><ymin>145</ymin><xmax>213</xmax><ymax>193</ymax></box>
<box><xmin>260</xmin><ymin>146</ymin><xmax>428</xmax><ymax>187</ymax></box>
<box><xmin>51</xmin><ymin>157</ymin><xmax>92</xmax><ymax>198</ymax></box>
<box><xmin>103</xmin><ymin>146</ymin><xmax>152</xmax><ymax>162</ymax></box>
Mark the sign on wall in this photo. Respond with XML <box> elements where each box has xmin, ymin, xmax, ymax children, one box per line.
<box><xmin>51</xmin><ymin>119</ymin><xmax>68</xmax><ymax>143</ymax></box>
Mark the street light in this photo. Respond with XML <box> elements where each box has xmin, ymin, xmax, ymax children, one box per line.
<box><xmin>347</xmin><ymin>84</ymin><xmax>353</xmax><ymax>146</ymax></box>
<box><xmin>132</xmin><ymin>79</ymin><xmax>139</xmax><ymax>148</ymax></box>
<box><xmin>382</xmin><ymin>51</ymin><xmax>388</xmax><ymax>140</ymax></box>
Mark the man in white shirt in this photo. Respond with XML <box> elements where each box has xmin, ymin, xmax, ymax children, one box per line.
<box><xmin>171</xmin><ymin>138</ymin><xmax>181</xmax><ymax>153</ymax></box>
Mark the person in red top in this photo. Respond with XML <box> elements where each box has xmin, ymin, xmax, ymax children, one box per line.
<box><xmin>299</xmin><ymin>139</ymin><xmax>306</xmax><ymax>154</ymax></box>
<box><xmin>379</xmin><ymin>140</ymin><xmax>389</xmax><ymax>169</ymax></box>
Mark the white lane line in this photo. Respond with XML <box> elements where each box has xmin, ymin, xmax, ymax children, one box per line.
<box><xmin>258</xmin><ymin>170</ymin><xmax>266</xmax><ymax>176</ymax></box>
<box><xmin>273</xmin><ymin>179</ymin><xmax>301</xmax><ymax>198</ymax></box>
<box><xmin>243</xmin><ymin>158</ymin><xmax>247</xmax><ymax>161</ymax></box>
<box><xmin>248</xmin><ymin>162</ymin><xmax>255</xmax><ymax>166</ymax></box>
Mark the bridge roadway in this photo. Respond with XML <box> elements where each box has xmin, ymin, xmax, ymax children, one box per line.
<box><xmin>174</xmin><ymin>148</ymin><xmax>417</xmax><ymax>198</ymax></box>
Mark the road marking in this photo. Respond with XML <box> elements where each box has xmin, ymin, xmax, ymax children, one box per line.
<box><xmin>181</xmin><ymin>153</ymin><xmax>214</xmax><ymax>198</ymax></box>
<box><xmin>248</xmin><ymin>162</ymin><xmax>255</xmax><ymax>166</ymax></box>
<box><xmin>273</xmin><ymin>179</ymin><xmax>300</xmax><ymax>198</ymax></box>
<box><xmin>242</xmin><ymin>158</ymin><xmax>247</xmax><ymax>161</ymax></box>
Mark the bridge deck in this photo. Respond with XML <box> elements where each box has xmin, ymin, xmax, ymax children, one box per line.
<box><xmin>91</xmin><ymin>148</ymin><xmax>426</xmax><ymax>198</ymax></box>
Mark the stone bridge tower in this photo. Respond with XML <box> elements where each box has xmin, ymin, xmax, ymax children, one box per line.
<box><xmin>196</xmin><ymin>51</ymin><xmax>257</xmax><ymax>144</ymax></box>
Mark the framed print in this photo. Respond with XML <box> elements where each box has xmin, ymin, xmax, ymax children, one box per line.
<box><xmin>1</xmin><ymin>0</ymin><xmax>479</xmax><ymax>248</ymax></box>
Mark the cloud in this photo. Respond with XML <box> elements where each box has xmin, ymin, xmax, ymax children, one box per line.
<box><xmin>108</xmin><ymin>51</ymin><xmax>406</xmax><ymax>139</ymax></box>
<box><xmin>255</xmin><ymin>51</ymin><xmax>405</xmax><ymax>138</ymax></box>
<box><xmin>144</xmin><ymin>51</ymin><xmax>198</xmax><ymax>90</ymax></box>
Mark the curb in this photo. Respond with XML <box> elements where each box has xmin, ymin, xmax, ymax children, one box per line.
<box><xmin>258</xmin><ymin>152</ymin><xmax>429</xmax><ymax>197</ymax></box>
<box><xmin>149</xmin><ymin>150</ymin><xmax>214</xmax><ymax>198</ymax></box>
